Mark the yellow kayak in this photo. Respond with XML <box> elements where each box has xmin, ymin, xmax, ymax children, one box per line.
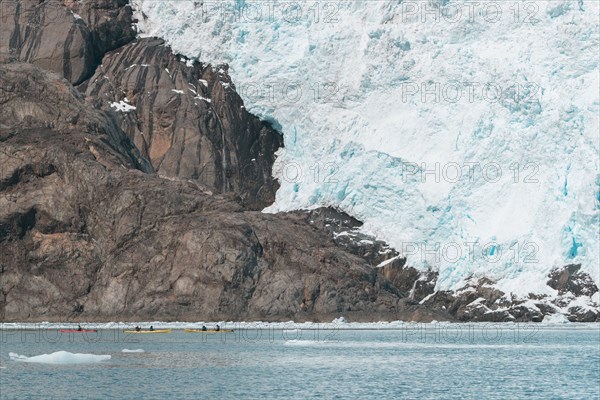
<box><xmin>124</xmin><ymin>329</ymin><xmax>172</xmax><ymax>334</ymax></box>
<box><xmin>184</xmin><ymin>329</ymin><xmax>234</xmax><ymax>333</ymax></box>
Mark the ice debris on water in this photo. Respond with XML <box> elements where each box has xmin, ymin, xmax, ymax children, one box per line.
<box><xmin>9</xmin><ymin>351</ymin><xmax>111</xmax><ymax>364</ymax></box>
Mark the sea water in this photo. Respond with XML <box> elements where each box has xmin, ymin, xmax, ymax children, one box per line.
<box><xmin>0</xmin><ymin>323</ymin><xmax>598</xmax><ymax>399</ymax></box>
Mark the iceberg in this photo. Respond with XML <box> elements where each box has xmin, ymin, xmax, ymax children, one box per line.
<box><xmin>9</xmin><ymin>351</ymin><xmax>111</xmax><ymax>365</ymax></box>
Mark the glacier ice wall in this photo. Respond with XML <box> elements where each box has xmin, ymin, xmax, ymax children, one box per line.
<box><xmin>132</xmin><ymin>0</ymin><xmax>599</xmax><ymax>295</ymax></box>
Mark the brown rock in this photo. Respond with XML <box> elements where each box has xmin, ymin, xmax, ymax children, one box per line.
<box><xmin>0</xmin><ymin>0</ymin><xmax>136</xmax><ymax>85</ymax></box>
<box><xmin>82</xmin><ymin>38</ymin><xmax>283</xmax><ymax>210</ymax></box>
<box><xmin>547</xmin><ymin>264</ymin><xmax>599</xmax><ymax>297</ymax></box>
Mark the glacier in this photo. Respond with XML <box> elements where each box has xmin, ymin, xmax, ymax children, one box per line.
<box><xmin>131</xmin><ymin>0</ymin><xmax>599</xmax><ymax>296</ymax></box>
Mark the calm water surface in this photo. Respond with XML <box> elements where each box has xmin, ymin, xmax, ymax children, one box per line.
<box><xmin>0</xmin><ymin>324</ymin><xmax>598</xmax><ymax>399</ymax></box>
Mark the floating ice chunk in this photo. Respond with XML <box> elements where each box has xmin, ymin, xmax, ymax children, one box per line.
<box><xmin>284</xmin><ymin>340</ymin><xmax>320</xmax><ymax>346</ymax></box>
<box><xmin>110</xmin><ymin>100</ymin><xmax>136</xmax><ymax>112</ymax></box>
<box><xmin>121</xmin><ymin>349</ymin><xmax>145</xmax><ymax>353</ymax></box>
<box><xmin>9</xmin><ymin>351</ymin><xmax>111</xmax><ymax>365</ymax></box>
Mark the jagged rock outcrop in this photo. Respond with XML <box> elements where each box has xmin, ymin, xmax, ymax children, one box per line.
<box><xmin>547</xmin><ymin>264</ymin><xmax>598</xmax><ymax>297</ymax></box>
<box><xmin>300</xmin><ymin>207</ymin><xmax>399</xmax><ymax>267</ymax></box>
<box><xmin>0</xmin><ymin>0</ymin><xmax>136</xmax><ymax>85</ymax></box>
<box><xmin>420</xmin><ymin>272</ymin><xmax>599</xmax><ymax>323</ymax></box>
<box><xmin>82</xmin><ymin>38</ymin><xmax>283</xmax><ymax>210</ymax></box>
<box><xmin>302</xmin><ymin>208</ymin><xmax>600</xmax><ymax>322</ymax></box>
<box><xmin>0</xmin><ymin>63</ymin><xmax>151</xmax><ymax>173</ymax></box>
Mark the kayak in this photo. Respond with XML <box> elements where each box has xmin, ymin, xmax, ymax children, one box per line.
<box><xmin>59</xmin><ymin>329</ymin><xmax>98</xmax><ymax>333</ymax></box>
<box><xmin>124</xmin><ymin>329</ymin><xmax>172</xmax><ymax>334</ymax></box>
<box><xmin>184</xmin><ymin>329</ymin><xmax>234</xmax><ymax>333</ymax></box>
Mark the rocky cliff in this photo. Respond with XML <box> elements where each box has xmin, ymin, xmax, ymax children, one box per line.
<box><xmin>82</xmin><ymin>37</ymin><xmax>283</xmax><ymax>210</ymax></box>
<box><xmin>0</xmin><ymin>0</ymin><xmax>597</xmax><ymax>323</ymax></box>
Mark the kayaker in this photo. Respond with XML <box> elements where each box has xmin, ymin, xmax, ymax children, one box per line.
<box><xmin>215</xmin><ymin>325</ymin><xmax>220</xmax><ymax>332</ymax></box>
<box><xmin>77</xmin><ymin>325</ymin><xmax>82</xmax><ymax>332</ymax></box>
<box><xmin>149</xmin><ymin>326</ymin><xmax>154</xmax><ymax>331</ymax></box>
<box><xmin>202</xmin><ymin>325</ymin><xmax>207</xmax><ymax>331</ymax></box>
<box><xmin>135</xmin><ymin>326</ymin><xmax>141</xmax><ymax>332</ymax></box>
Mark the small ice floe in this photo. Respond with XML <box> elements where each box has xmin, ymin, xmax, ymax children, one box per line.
<box><xmin>284</xmin><ymin>340</ymin><xmax>331</xmax><ymax>347</ymax></box>
<box><xmin>110</xmin><ymin>100</ymin><xmax>136</xmax><ymax>112</ymax></box>
<box><xmin>121</xmin><ymin>349</ymin><xmax>145</xmax><ymax>353</ymax></box>
<box><xmin>9</xmin><ymin>351</ymin><xmax>111</xmax><ymax>365</ymax></box>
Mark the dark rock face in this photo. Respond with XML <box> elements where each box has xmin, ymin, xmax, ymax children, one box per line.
<box><xmin>547</xmin><ymin>264</ymin><xmax>598</xmax><ymax>297</ymax></box>
<box><xmin>300</xmin><ymin>207</ymin><xmax>399</xmax><ymax>267</ymax></box>
<box><xmin>0</xmin><ymin>0</ymin><xmax>136</xmax><ymax>85</ymax></box>
<box><xmin>420</xmin><ymin>270</ymin><xmax>599</xmax><ymax>323</ymax></box>
<box><xmin>82</xmin><ymin>38</ymin><xmax>283</xmax><ymax>210</ymax></box>
<box><xmin>0</xmin><ymin>62</ymin><xmax>151</xmax><ymax>171</ymax></box>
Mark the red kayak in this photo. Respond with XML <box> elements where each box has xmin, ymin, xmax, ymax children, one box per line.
<box><xmin>59</xmin><ymin>329</ymin><xmax>98</xmax><ymax>333</ymax></box>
